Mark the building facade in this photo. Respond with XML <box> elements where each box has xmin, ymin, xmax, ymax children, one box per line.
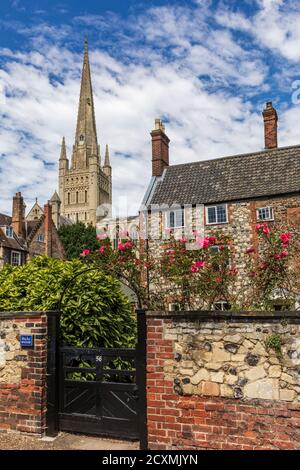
<box><xmin>58</xmin><ymin>40</ymin><xmax>112</xmax><ymax>226</ymax></box>
<box><xmin>0</xmin><ymin>192</ymin><xmax>65</xmax><ymax>268</ymax></box>
<box><xmin>141</xmin><ymin>104</ymin><xmax>300</xmax><ymax>310</ymax></box>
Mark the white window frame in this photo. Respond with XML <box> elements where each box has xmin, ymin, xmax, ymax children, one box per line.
<box><xmin>213</xmin><ymin>301</ymin><xmax>231</xmax><ymax>311</ymax></box>
<box><xmin>37</xmin><ymin>234</ymin><xmax>44</xmax><ymax>242</ymax></box>
<box><xmin>11</xmin><ymin>251</ymin><xmax>21</xmax><ymax>266</ymax></box>
<box><xmin>206</xmin><ymin>204</ymin><xmax>228</xmax><ymax>225</ymax></box>
<box><xmin>165</xmin><ymin>208</ymin><xmax>185</xmax><ymax>229</ymax></box>
<box><xmin>256</xmin><ymin>206</ymin><xmax>274</xmax><ymax>222</ymax></box>
<box><xmin>5</xmin><ymin>226</ymin><xmax>13</xmax><ymax>238</ymax></box>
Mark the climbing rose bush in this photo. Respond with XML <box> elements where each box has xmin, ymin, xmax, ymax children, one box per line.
<box><xmin>245</xmin><ymin>223</ymin><xmax>300</xmax><ymax>310</ymax></box>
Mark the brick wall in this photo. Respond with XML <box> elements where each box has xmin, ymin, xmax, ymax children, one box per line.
<box><xmin>0</xmin><ymin>311</ymin><xmax>54</xmax><ymax>435</ymax></box>
<box><xmin>146</xmin><ymin>311</ymin><xmax>300</xmax><ymax>450</ymax></box>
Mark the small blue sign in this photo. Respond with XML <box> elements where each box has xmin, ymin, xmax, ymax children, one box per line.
<box><xmin>20</xmin><ymin>335</ymin><xmax>34</xmax><ymax>348</ymax></box>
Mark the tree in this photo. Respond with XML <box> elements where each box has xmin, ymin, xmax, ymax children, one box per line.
<box><xmin>58</xmin><ymin>222</ymin><xmax>99</xmax><ymax>260</ymax></box>
<box><xmin>0</xmin><ymin>257</ymin><xmax>136</xmax><ymax>348</ymax></box>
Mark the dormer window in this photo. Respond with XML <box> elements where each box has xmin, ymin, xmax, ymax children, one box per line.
<box><xmin>5</xmin><ymin>226</ymin><xmax>13</xmax><ymax>238</ymax></box>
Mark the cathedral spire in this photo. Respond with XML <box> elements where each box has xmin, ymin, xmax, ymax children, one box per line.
<box><xmin>72</xmin><ymin>38</ymin><xmax>98</xmax><ymax>169</ymax></box>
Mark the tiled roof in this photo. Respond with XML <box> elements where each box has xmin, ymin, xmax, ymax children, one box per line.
<box><xmin>0</xmin><ymin>214</ymin><xmax>12</xmax><ymax>226</ymax></box>
<box><xmin>0</xmin><ymin>227</ymin><xmax>26</xmax><ymax>251</ymax></box>
<box><xmin>148</xmin><ymin>145</ymin><xmax>300</xmax><ymax>207</ymax></box>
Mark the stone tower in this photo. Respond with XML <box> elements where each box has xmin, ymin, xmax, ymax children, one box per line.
<box><xmin>58</xmin><ymin>39</ymin><xmax>112</xmax><ymax>226</ymax></box>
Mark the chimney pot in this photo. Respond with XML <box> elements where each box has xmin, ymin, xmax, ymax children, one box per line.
<box><xmin>262</xmin><ymin>101</ymin><xmax>278</xmax><ymax>149</ymax></box>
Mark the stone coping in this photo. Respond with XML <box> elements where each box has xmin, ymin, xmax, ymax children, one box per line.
<box><xmin>146</xmin><ymin>310</ymin><xmax>300</xmax><ymax>322</ymax></box>
<box><xmin>0</xmin><ymin>310</ymin><xmax>58</xmax><ymax>319</ymax></box>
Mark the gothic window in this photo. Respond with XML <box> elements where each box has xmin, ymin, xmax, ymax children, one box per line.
<box><xmin>76</xmin><ymin>191</ymin><xmax>79</xmax><ymax>204</ymax></box>
<box><xmin>76</xmin><ymin>213</ymin><xmax>79</xmax><ymax>223</ymax></box>
<box><xmin>80</xmin><ymin>134</ymin><xmax>85</xmax><ymax>142</ymax></box>
<box><xmin>67</xmin><ymin>193</ymin><xmax>70</xmax><ymax>205</ymax></box>
<box><xmin>85</xmin><ymin>190</ymin><xmax>88</xmax><ymax>203</ymax></box>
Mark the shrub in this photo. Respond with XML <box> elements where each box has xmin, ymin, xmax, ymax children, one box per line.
<box><xmin>0</xmin><ymin>257</ymin><xmax>136</xmax><ymax>348</ymax></box>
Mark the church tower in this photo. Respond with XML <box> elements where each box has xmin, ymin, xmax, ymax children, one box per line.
<box><xmin>58</xmin><ymin>39</ymin><xmax>112</xmax><ymax>226</ymax></box>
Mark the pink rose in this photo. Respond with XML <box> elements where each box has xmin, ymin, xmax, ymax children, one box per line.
<box><xmin>195</xmin><ymin>260</ymin><xmax>205</xmax><ymax>269</ymax></box>
<box><xmin>255</xmin><ymin>224</ymin><xmax>262</xmax><ymax>230</ymax></box>
<box><xmin>96</xmin><ymin>232</ymin><xmax>108</xmax><ymax>240</ymax></box>
<box><xmin>179</xmin><ymin>237</ymin><xmax>188</xmax><ymax>244</ymax></box>
<box><xmin>280</xmin><ymin>250</ymin><xmax>288</xmax><ymax>258</ymax></box>
<box><xmin>280</xmin><ymin>233</ymin><xmax>291</xmax><ymax>245</ymax></box>
<box><xmin>274</xmin><ymin>254</ymin><xmax>281</xmax><ymax>260</ymax></box>
<box><xmin>120</xmin><ymin>230</ymin><xmax>129</xmax><ymax>238</ymax></box>
<box><xmin>190</xmin><ymin>265</ymin><xmax>198</xmax><ymax>273</ymax></box>
<box><xmin>125</xmin><ymin>240</ymin><xmax>133</xmax><ymax>249</ymax></box>
<box><xmin>262</xmin><ymin>223</ymin><xmax>270</xmax><ymax>234</ymax></box>
<box><xmin>118</xmin><ymin>242</ymin><xmax>126</xmax><ymax>251</ymax></box>
<box><xmin>99</xmin><ymin>246</ymin><xmax>105</xmax><ymax>253</ymax></box>
<box><xmin>80</xmin><ymin>249</ymin><xmax>90</xmax><ymax>257</ymax></box>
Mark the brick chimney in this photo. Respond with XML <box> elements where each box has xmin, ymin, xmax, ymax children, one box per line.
<box><xmin>44</xmin><ymin>202</ymin><xmax>52</xmax><ymax>257</ymax></box>
<box><xmin>12</xmin><ymin>192</ymin><xmax>25</xmax><ymax>238</ymax></box>
<box><xmin>262</xmin><ymin>101</ymin><xmax>278</xmax><ymax>149</ymax></box>
<box><xmin>151</xmin><ymin>118</ymin><xmax>170</xmax><ymax>177</ymax></box>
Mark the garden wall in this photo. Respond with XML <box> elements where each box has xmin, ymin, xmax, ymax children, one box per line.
<box><xmin>0</xmin><ymin>311</ymin><xmax>56</xmax><ymax>435</ymax></box>
<box><xmin>146</xmin><ymin>311</ymin><xmax>300</xmax><ymax>450</ymax></box>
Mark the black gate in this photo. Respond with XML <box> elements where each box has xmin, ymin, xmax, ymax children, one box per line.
<box><xmin>59</xmin><ymin>346</ymin><xmax>139</xmax><ymax>439</ymax></box>
<box><xmin>46</xmin><ymin>310</ymin><xmax>147</xmax><ymax>448</ymax></box>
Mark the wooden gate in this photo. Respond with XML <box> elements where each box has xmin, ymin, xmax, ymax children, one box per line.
<box><xmin>58</xmin><ymin>346</ymin><xmax>139</xmax><ymax>439</ymax></box>
<box><xmin>46</xmin><ymin>310</ymin><xmax>147</xmax><ymax>449</ymax></box>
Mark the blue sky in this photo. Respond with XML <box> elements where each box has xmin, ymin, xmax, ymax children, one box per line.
<box><xmin>1</xmin><ymin>0</ymin><xmax>300</xmax><ymax>216</ymax></box>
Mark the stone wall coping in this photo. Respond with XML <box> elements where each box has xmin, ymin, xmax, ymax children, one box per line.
<box><xmin>0</xmin><ymin>310</ymin><xmax>58</xmax><ymax>320</ymax></box>
<box><xmin>146</xmin><ymin>310</ymin><xmax>300</xmax><ymax>322</ymax></box>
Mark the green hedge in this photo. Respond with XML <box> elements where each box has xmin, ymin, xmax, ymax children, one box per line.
<box><xmin>0</xmin><ymin>257</ymin><xmax>136</xmax><ymax>348</ymax></box>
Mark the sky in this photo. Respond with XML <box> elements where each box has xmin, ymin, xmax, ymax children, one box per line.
<box><xmin>1</xmin><ymin>0</ymin><xmax>300</xmax><ymax>216</ymax></box>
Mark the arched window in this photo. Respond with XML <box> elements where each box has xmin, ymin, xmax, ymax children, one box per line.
<box><xmin>79</xmin><ymin>134</ymin><xmax>84</xmax><ymax>142</ymax></box>
<box><xmin>76</xmin><ymin>191</ymin><xmax>79</xmax><ymax>204</ymax></box>
<box><xmin>67</xmin><ymin>193</ymin><xmax>70</xmax><ymax>205</ymax></box>
<box><xmin>85</xmin><ymin>190</ymin><xmax>88</xmax><ymax>203</ymax></box>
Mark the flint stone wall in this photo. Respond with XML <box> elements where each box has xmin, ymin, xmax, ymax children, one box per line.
<box><xmin>146</xmin><ymin>311</ymin><xmax>300</xmax><ymax>450</ymax></box>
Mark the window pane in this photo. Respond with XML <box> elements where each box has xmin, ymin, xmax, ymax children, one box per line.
<box><xmin>207</xmin><ymin>207</ymin><xmax>216</xmax><ymax>224</ymax></box>
<box><xmin>216</xmin><ymin>205</ymin><xmax>227</xmax><ymax>223</ymax></box>
<box><xmin>169</xmin><ymin>211</ymin><xmax>175</xmax><ymax>228</ymax></box>
<box><xmin>258</xmin><ymin>207</ymin><xmax>273</xmax><ymax>221</ymax></box>
<box><xmin>175</xmin><ymin>209</ymin><xmax>184</xmax><ymax>227</ymax></box>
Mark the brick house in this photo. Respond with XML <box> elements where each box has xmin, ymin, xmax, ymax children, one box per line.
<box><xmin>0</xmin><ymin>192</ymin><xmax>65</xmax><ymax>268</ymax></box>
<box><xmin>141</xmin><ymin>104</ymin><xmax>300</xmax><ymax>310</ymax></box>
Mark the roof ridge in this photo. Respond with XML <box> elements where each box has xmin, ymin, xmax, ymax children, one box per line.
<box><xmin>168</xmin><ymin>144</ymin><xmax>300</xmax><ymax>169</ymax></box>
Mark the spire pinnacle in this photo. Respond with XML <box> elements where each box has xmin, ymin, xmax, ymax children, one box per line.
<box><xmin>72</xmin><ymin>39</ymin><xmax>98</xmax><ymax>169</ymax></box>
<box><xmin>60</xmin><ymin>136</ymin><xmax>67</xmax><ymax>160</ymax></box>
<box><xmin>104</xmin><ymin>144</ymin><xmax>110</xmax><ymax>167</ymax></box>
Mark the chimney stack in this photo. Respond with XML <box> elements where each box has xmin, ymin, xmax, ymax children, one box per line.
<box><xmin>12</xmin><ymin>192</ymin><xmax>25</xmax><ymax>238</ymax></box>
<box><xmin>44</xmin><ymin>202</ymin><xmax>52</xmax><ymax>257</ymax></box>
<box><xmin>262</xmin><ymin>101</ymin><xmax>278</xmax><ymax>149</ymax></box>
<box><xmin>151</xmin><ymin>118</ymin><xmax>170</xmax><ymax>177</ymax></box>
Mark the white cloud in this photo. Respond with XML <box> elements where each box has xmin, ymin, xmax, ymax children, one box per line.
<box><xmin>0</xmin><ymin>1</ymin><xmax>299</xmax><ymax>217</ymax></box>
